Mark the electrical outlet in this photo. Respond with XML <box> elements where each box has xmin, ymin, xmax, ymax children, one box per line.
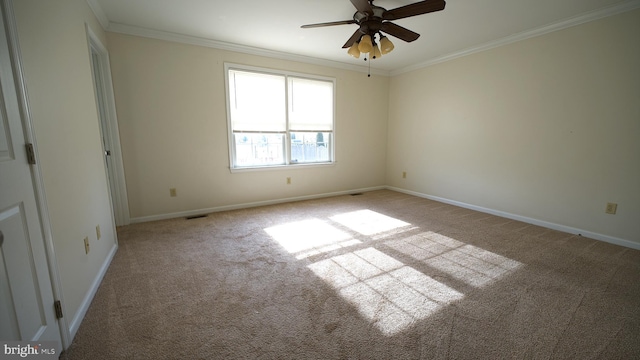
<box><xmin>170</xmin><ymin>188</ymin><xmax>177</xmax><ymax>197</ymax></box>
<box><xmin>84</xmin><ymin>237</ymin><xmax>90</xmax><ymax>254</ymax></box>
<box><xmin>96</xmin><ymin>225</ymin><xmax>101</xmax><ymax>240</ymax></box>
<box><xmin>286</xmin><ymin>177</ymin><xmax>291</xmax><ymax>185</ymax></box>
<box><xmin>605</xmin><ymin>202</ymin><xmax>617</xmax><ymax>215</ymax></box>
<box><xmin>402</xmin><ymin>171</ymin><xmax>407</xmax><ymax>179</ymax></box>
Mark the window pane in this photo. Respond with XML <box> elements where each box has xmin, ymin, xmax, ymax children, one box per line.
<box><xmin>290</xmin><ymin>132</ymin><xmax>331</xmax><ymax>164</ymax></box>
<box><xmin>226</xmin><ymin>65</ymin><xmax>335</xmax><ymax>169</ymax></box>
<box><xmin>289</xmin><ymin>77</ymin><xmax>333</xmax><ymax>131</ymax></box>
<box><xmin>234</xmin><ymin>133</ymin><xmax>285</xmax><ymax>167</ymax></box>
<box><xmin>229</xmin><ymin>70</ymin><xmax>286</xmax><ymax>132</ymax></box>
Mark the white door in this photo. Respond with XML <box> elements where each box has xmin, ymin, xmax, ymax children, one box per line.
<box><xmin>87</xmin><ymin>29</ymin><xmax>130</xmax><ymax>227</ymax></box>
<box><xmin>90</xmin><ymin>47</ymin><xmax>117</xmax><ymax>218</ymax></box>
<box><xmin>0</xmin><ymin>3</ymin><xmax>63</xmax><ymax>352</ymax></box>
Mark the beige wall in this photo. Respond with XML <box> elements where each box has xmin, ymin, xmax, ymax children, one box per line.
<box><xmin>387</xmin><ymin>9</ymin><xmax>640</xmax><ymax>245</ymax></box>
<box><xmin>106</xmin><ymin>33</ymin><xmax>389</xmax><ymax>220</ymax></box>
<box><xmin>8</xmin><ymin>0</ymin><xmax>638</xmax><ymax>347</ymax></box>
<box><xmin>14</xmin><ymin>0</ymin><xmax>117</xmax><ymax>333</ymax></box>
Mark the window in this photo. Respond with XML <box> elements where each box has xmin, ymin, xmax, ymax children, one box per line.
<box><xmin>225</xmin><ymin>64</ymin><xmax>335</xmax><ymax>169</ymax></box>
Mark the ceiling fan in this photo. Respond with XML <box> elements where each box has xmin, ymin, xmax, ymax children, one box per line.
<box><xmin>301</xmin><ymin>0</ymin><xmax>446</xmax><ymax>60</ymax></box>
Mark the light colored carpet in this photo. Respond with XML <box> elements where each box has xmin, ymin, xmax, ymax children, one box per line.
<box><xmin>61</xmin><ymin>190</ymin><xmax>640</xmax><ymax>359</ymax></box>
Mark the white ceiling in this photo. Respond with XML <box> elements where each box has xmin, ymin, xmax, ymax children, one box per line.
<box><xmin>91</xmin><ymin>0</ymin><xmax>639</xmax><ymax>74</ymax></box>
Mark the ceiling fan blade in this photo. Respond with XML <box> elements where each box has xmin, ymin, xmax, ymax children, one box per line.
<box><xmin>383</xmin><ymin>0</ymin><xmax>446</xmax><ymax>21</ymax></box>
<box><xmin>301</xmin><ymin>20</ymin><xmax>357</xmax><ymax>28</ymax></box>
<box><xmin>380</xmin><ymin>22</ymin><xmax>420</xmax><ymax>42</ymax></box>
<box><xmin>350</xmin><ymin>0</ymin><xmax>373</xmax><ymax>15</ymax></box>
<box><xmin>342</xmin><ymin>29</ymin><xmax>364</xmax><ymax>48</ymax></box>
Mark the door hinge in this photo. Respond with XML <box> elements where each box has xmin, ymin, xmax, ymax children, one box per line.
<box><xmin>25</xmin><ymin>143</ymin><xmax>36</xmax><ymax>165</ymax></box>
<box><xmin>54</xmin><ymin>300</ymin><xmax>63</xmax><ymax>319</ymax></box>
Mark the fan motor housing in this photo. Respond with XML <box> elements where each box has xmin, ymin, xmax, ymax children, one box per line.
<box><xmin>359</xmin><ymin>20</ymin><xmax>383</xmax><ymax>34</ymax></box>
<box><xmin>353</xmin><ymin>5</ymin><xmax>386</xmax><ymax>35</ymax></box>
<box><xmin>353</xmin><ymin>5</ymin><xmax>386</xmax><ymax>23</ymax></box>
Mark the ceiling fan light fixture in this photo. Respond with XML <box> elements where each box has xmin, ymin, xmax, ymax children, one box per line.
<box><xmin>347</xmin><ymin>41</ymin><xmax>361</xmax><ymax>58</ymax></box>
<box><xmin>358</xmin><ymin>34</ymin><xmax>373</xmax><ymax>53</ymax></box>
<box><xmin>380</xmin><ymin>35</ymin><xmax>394</xmax><ymax>54</ymax></box>
<box><xmin>371</xmin><ymin>43</ymin><xmax>381</xmax><ymax>59</ymax></box>
<box><xmin>301</xmin><ymin>0</ymin><xmax>447</xmax><ymax>65</ymax></box>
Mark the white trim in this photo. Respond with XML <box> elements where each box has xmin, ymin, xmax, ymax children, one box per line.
<box><xmin>228</xmin><ymin>161</ymin><xmax>336</xmax><ymax>174</ymax></box>
<box><xmin>68</xmin><ymin>242</ymin><xmax>117</xmax><ymax>339</ymax></box>
<box><xmin>224</xmin><ymin>62</ymin><xmax>235</xmax><ymax>171</ymax></box>
<box><xmin>130</xmin><ymin>186</ymin><xmax>385</xmax><ymax>223</ymax></box>
<box><xmin>130</xmin><ymin>184</ymin><xmax>639</xmax><ymax>249</ymax></box>
<box><xmin>86</xmin><ymin>24</ymin><xmax>131</xmax><ymax>226</ymax></box>
<box><xmin>85</xmin><ymin>0</ymin><xmax>109</xmax><ymax>30</ymax></box>
<box><xmin>386</xmin><ymin>186</ymin><xmax>640</xmax><ymax>251</ymax></box>
<box><xmin>2</xmin><ymin>0</ymin><xmax>71</xmax><ymax>348</ymax></box>
<box><xmin>391</xmin><ymin>0</ymin><xmax>640</xmax><ymax>76</ymax></box>
<box><xmin>106</xmin><ymin>22</ymin><xmax>390</xmax><ymax>77</ymax></box>
<box><xmin>133</xmin><ymin>184</ymin><xmax>639</xmax><ymax>250</ymax></box>
<box><xmin>102</xmin><ymin>1</ymin><xmax>640</xmax><ymax>77</ymax></box>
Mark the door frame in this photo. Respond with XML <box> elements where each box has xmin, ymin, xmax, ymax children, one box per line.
<box><xmin>1</xmin><ymin>0</ymin><xmax>70</xmax><ymax>348</ymax></box>
<box><xmin>86</xmin><ymin>25</ymin><xmax>130</xmax><ymax>227</ymax></box>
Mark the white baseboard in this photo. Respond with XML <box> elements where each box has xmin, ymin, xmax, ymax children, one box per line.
<box><xmin>386</xmin><ymin>186</ymin><xmax>640</xmax><ymax>251</ymax></box>
<box><xmin>130</xmin><ymin>186</ymin><xmax>386</xmax><ymax>224</ymax></box>
<box><xmin>129</xmin><ymin>185</ymin><xmax>638</xmax><ymax>250</ymax></box>
<box><xmin>68</xmin><ymin>241</ymin><xmax>118</xmax><ymax>339</ymax></box>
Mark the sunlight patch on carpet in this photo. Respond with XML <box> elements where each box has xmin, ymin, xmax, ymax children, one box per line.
<box><xmin>265</xmin><ymin>218</ymin><xmax>361</xmax><ymax>259</ymax></box>
<box><xmin>330</xmin><ymin>209</ymin><xmax>411</xmax><ymax>236</ymax></box>
<box><xmin>308</xmin><ymin>247</ymin><xmax>463</xmax><ymax>336</ymax></box>
<box><xmin>385</xmin><ymin>231</ymin><xmax>522</xmax><ymax>288</ymax></box>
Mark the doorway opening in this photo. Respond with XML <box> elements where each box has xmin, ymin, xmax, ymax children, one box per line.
<box><xmin>87</xmin><ymin>27</ymin><xmax>130</xmax><ymax>226</ymax></box>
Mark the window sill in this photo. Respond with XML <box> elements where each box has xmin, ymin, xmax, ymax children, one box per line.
<box><xmin>229</xmin><ymin>162</ymin><xmax>335</xmax><ymax>173</ymax></box>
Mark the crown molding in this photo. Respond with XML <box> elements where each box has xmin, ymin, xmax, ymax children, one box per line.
<box><xmin>391</xmin><ymin>0</ymin><xmax>640</xmax><ymax>76</ymax></box>
<box><xmin>89</xmin><ymin>0</ymin><xmax>639</xmax><ymax>77</ymax></box>
<box><xmin>85</xmin><ymin>0</ymin><xmax>109</xmax><ymax>30</ymax></box>
<box><xmin>106</xmin><ymin>22</ymin><xmax>390</xmax><ymax>77</ymax></box>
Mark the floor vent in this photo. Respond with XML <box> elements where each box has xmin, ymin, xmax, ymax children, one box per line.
<box><xmin>186</xmin><ymin>214</ymin><xmax>207</xmax><ymax>220</ymax></box>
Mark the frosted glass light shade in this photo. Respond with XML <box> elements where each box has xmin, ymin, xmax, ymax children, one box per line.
<box><xmin>380</xmin><ymin>36</ymin><xmax>394</xmax><ymax>54</ymax></box>
<box><xmin>347</xmin><ymin>42</ymin><xmax>360</xmax><ymax>58</ymax></box>
<box><xmin>371</xmin><ymin>43</ymin><xmax>381</xmax><ymax>59</ymax></box>
<box><xmin>358</xmin><ymin>34</ymin><xmax>373</xmax><ymax>53</ymax></box>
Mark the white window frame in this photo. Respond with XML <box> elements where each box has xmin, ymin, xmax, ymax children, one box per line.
<box><xmin>224</xmin><ymin>63</ymin><xmax>336</xmax><ymax>171</ymax></box>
